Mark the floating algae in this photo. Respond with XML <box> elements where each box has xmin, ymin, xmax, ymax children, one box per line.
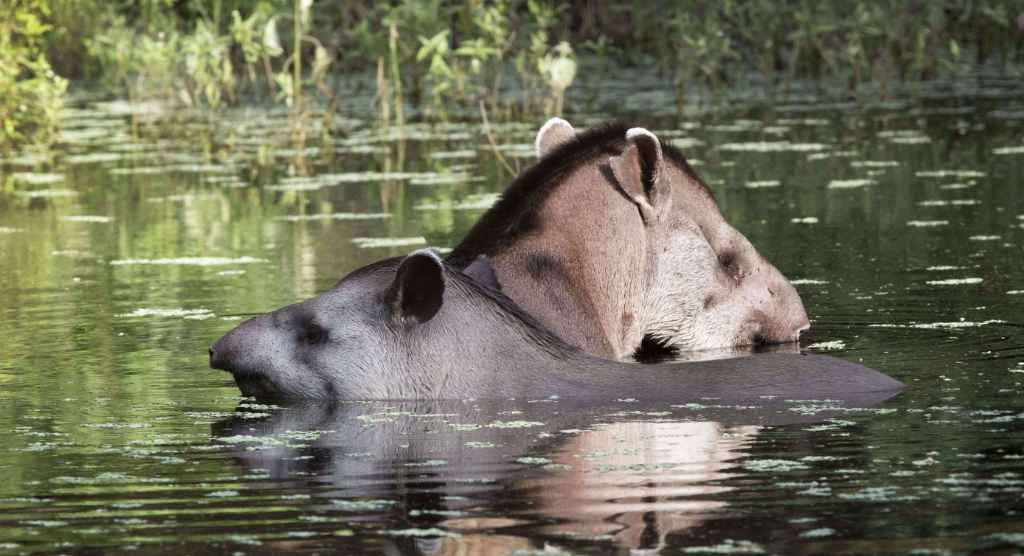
<box><xmin>415</xmin><ymin>193</ymin><xmax>501</xmax><ymax>211</ymax></box>
<box><xmin>868</xmin><ymin>319</ymin><xmax>1005</xmax><ymax>329</ymax></box>
<box><xmin>718</xmin><ymin>141</ymin><xmax>829</xmax><ymax>152</ymax></box>
<box><xmin>917</xmin><ymin>199</ymin><xmax>980</xmax><ymax>207</ymax></box>
<box><xmin>10</xmin><ymin>172</ymin><xmax>65</xmax><ymax>185</ymax></box>
<box><xmin>993</xmin><ymin>146</ymin><xmax>1024</xmax><ymax>155</ymax></box>
<box><xmin>743</xmin><ymin>459</ymin><xmax>810</xmax><ymax>472</ymax></box>
<box><xmin>351</xmin><ymin>237</ymin><xmax>427</xmax><ymax>249</ymax></box>
<box><xmin>111</xmin><ymin>256</ymin><xmax>267</xmax><ymax>266</ymax></box>
<box><xmin>117</xmin><ymin>308</ymin><xmax>214</xmax><ymax>319</ymax></box>
<box><xmin>63</xmin><ymin>215</ymin><xmax>114</xmax><ymax>223</ymax></box>
<box><xmin>681</xmin><ymin>539</ymin><xmax>765</xmax><ymax>554</ymax></box>
<box><xmin>850</xmin><ymin>160</ymin><xmax>901</xmax><ymax>168</ymax></box>
<box><xmin>828</xmin><ymin>179</ymin><xmax>875</xmax><ymax>189</ymax></box>
<box><xmin>915</xmin><ymin>170</ymin><xmax>986</xmax><ymax>178</ymax></box>
<box><xmin>14</xmin><ymin>189</ymin><xmax>78</xmax><ymax>198</ymax></box>
<box><xmin>808</xmin><ymin>340</ymin><xmax>846</xmax><ymax>350</ymax></box>
<box><xmin>925</xmin><ymin>278</ymin><xmax>983</xmax><ymax>286</ymax></box>
<box><xmin>279</xmin><ymin>212</ymin><xmax>391</xmax><ymax>222</ymax></box>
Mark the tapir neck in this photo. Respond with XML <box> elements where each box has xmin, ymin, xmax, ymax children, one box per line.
<box><xmin>485</xmin><ymin>170</ymin><xmax>652</xmax><ymax>360</ymax></box>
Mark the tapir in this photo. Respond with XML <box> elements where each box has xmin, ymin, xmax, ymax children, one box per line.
<box><xmin>209</xmin><ymin>249</ymin><xmax>902</xmax><ymax>401</ymax></box>
<box><xmin>448</xmin><ymin>119</ymin><xmax>809</xmax><ymax>361</ymax></box>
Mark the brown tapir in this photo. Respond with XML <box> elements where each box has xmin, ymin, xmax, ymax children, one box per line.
<box><xmin>447</xmin><ymin>119</ymin><xmax>809</xmax><ymax>361</ymax></box>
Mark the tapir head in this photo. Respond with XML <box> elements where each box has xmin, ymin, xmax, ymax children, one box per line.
<box><xmin>210</xmin><ymin>251</ymin><xmax>453</xmax><ymax>400</ymax></box>
<box><xmin>209</xmin><ymin>251</ymin><xmax>546</xmax><ymax>400</ymax></box>
<box><xmin>537</xmin><ymin>119</ymin><xmax>810</xmax><ymax>353</ymax></box>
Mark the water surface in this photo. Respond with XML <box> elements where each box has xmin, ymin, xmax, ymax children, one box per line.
<box><xmin>2</xmin><ymin>74</ymin><xmax>1024</xmax><ymax>554</ymax></box>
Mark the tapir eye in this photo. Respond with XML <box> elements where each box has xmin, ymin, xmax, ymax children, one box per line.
<box><xmin>718</xmin><ymin>252</ymin><xmax>744</xmax><ymax>281</ymax></box>
<box><xmin>302</xmin><ymin>322</ymin><xmax>328</xmax><ymax>344</ymax></box>
<box><xmin>718</xmin><ymin>253</ymin><xmax>736</xmax><ymax>271</ymax></box>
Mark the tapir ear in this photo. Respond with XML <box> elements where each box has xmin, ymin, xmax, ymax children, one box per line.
<box><xmin>387</xmin><ymin>249</ymin><xmax>445</xmax><ymax>324</ymax></box>
<box><xmin>610</xmin><ymin>127</ymin><xmax>669</xmax><ymax>223</ymax></box>
<box><xmin>535</xmin><ymin>117</ymin><xmax>576</xmax><ymax>158</ymax></box>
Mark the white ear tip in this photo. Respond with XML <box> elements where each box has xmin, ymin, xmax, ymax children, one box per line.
<box><xmin>535</xmin><ymin>118</ymin><xmax>575</xmax><ymax>157</ymax></box>
<box><xmin>625</xmin><ymin>127</ymin><xmax>659</xmax><ymax>144</ymax></box>
<box><xmin>408</xmin><ymin>248</ymin><xmax>443</xmax><ymax>263</ymax></box>
<box><xmin>541</xmin><ymin>117</ymin><xmax>572</xmax><ymax>130</ymax></box>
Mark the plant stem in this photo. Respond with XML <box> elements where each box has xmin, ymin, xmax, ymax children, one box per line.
<box><xmin>293</xmin><ymin>0</ymin><xmax>302</xmax><ymax>117</ymax></box>
<box><xmin>479</xmin><ymin>100</ymin><xmax>515</xmax><ymax>176</ymax></box>
<box><xmin>388</xmin><ymin>21</ymin><xmax>404</xmax><ymax>132</ymax></box>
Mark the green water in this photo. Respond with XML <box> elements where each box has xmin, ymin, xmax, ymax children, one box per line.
<box><xmin>1</xmin><ymin>74</ymin><xmax>1024</xmax><ymax>554</ymax></box>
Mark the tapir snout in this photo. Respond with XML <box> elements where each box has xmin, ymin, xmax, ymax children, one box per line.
<box><xmin>209</xmin><ymin>314</ymin><xmax>275</xmax><ymax>375</ymax></box>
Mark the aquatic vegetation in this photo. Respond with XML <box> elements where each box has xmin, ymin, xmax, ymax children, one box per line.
<box><xmin>681</xmin><ymin>539</ymin><xmax>765</xmax><ymax>554</ymax></box>
<box><xmin>993</xmin><ymin>146</ymin><xmax>1024</xmax><ymax>155</ymax></box>
<box><xmin>62</xmin><ymin>215</ymin><xmax>113</xmax><ymax>223</ymax></box>
<box><xmin>350</xmin><ymin>237</ymin><xmax>427</xmax><ymax>249</ymax></box>
<box><xmin>869</xmin><ymin>319</ymin><xmax>1005</xmax><ymax>329</ymax></box>
<box><xmin>415</xmin><ymin>193</ymin><xmax>500</xmax><ymax>211</ymax></box>
<box><xmin>719</xmin><ymin>141</ymin><xmax>829</xmax><ymax>153</ymax></box>
<box><xmin>117</xmin><ymin>308</ymin><xmax>214</xmax><ymax>319</ymax></box>
<box><xmin>808</xmin><ymin>340</ymin><xmax>846</xmax><ymax>351</ymax></box>
<box><xmin>13</xmin><ymin>188</ymin><xmax>77</xmax><ymax>198</ymax></box>
<box><xmin>385</xmin><ymin>527</ymin><xmax>462</xmax><ymax>538</ymax></box>
<box><xmin>744</xmin><ymin>459</ymin><xmax>810</xmax><ymax>472</ymax></box>
<box><xmin>279</xmin><ymin>212</ymin><xmax>391</xmax><ymax>222</ymax></box>
<box><xmin>514</xmin><ymin>457</ymin><xmax>552</xmax><ymax>465</ymax></box>
<box><xmin>828</xmin><ymin>179</ymin><xmax>875</xmax><ymax>189</ymax></box>
<box><xmin>110</xmin><ymin>256</ymin><xmax>268</xmax><ymax>266</ymax></box>
<box><xmin>745</xmin><ymin>180</ymin><xmax>780</xmax><ymax>189</ymax></box>
<box><xmin>0</xmin><ymin>1</ymin><xmax>67</xmax><ymax>150</ymax></box>
<box><xmin>917</xmin><ymin>199</ymin><xmax>981</xmax><ymax>207</ymax></box>
<box><xmin>485</xmin><ymin>420</ymin><xmax>545</xmax><ymax>429</ymax></box>
<box><xmin>925</xmin><ymin>278</ymin><xmax>984</xmax><ymax>286</ymax></box>
<box><xmin>915</xmin><ymin>170</ymin><xmax>986</xmax><ymax>178</ymax></box>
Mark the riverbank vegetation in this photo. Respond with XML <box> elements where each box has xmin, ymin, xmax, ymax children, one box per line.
<box><xmin>2</xmin><ymin>0</ymin><xmax>1022</xmax><ymax>151</ymax></box>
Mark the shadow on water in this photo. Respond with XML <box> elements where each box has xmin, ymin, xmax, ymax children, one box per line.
<box><xmin>210</xmin><ymin>390</ymin><xmax>902</xmax><ymax>554</ymax></box>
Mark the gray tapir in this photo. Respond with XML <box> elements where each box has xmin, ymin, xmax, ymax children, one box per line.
<box><xmin>447</xmin><ymin>119</ymin><xmax>809</xmax><ymax>361</ymax></box>
<box><xmin>209</xmin><ymin>249</ymin><xmax>901</xmax><ymax>401</ymax></box>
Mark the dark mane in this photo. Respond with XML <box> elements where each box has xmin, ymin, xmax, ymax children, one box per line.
<box><xmin>447</xmin><ymin>121</ymin><xmax>708</xmax><ymax>267</ymax></box>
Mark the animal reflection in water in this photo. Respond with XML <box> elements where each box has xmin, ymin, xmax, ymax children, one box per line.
<box><xmin>214</xmin><ymin>395</ymin><xmax>896</xmax><ymax>553</ymax></box>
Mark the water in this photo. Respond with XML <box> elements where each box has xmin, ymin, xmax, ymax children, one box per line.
<box><xmin>2</xmin><ymin>74</ymin><xmax>1024</xmax><ymax>554</ymax></box>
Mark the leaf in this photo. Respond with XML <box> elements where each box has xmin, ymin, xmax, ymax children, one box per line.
<box><xmin>312</xmin><ymin>46</ymin><xmax>331</xmax><ymax>81</ymax></box>
<box><xmin>263</xmin><ymin>18</ymin><xmax>282</xmax><ymax>56</ymax></box>
<box><xmin>300</xmin><ymin>0</ymin><xmax>315</xmax><ymax>28</ymax></box>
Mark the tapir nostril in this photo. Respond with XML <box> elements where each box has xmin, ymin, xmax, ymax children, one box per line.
<box><xmin>209</xmin><ymin>344</ymin><xmax>227</xmax><ymax>371</ymax></box>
